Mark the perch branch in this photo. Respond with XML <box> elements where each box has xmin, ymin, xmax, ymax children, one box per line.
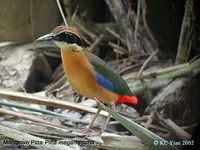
<box><xmin>0</xmin><ymin>89</ymin><xmax>109</xmax><ymax>116</ymax></box>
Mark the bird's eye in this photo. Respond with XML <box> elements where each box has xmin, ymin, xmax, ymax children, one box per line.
<box><xmin>55</xmin><ymin>32</ymin><xmax>82</xmax><ymax>46</ymax></box>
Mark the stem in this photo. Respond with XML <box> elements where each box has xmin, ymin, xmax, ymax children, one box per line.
<box><xmin>56</xmin><ymin>0</ymin><xmax>69</xmax><ymax>27</ymax></box>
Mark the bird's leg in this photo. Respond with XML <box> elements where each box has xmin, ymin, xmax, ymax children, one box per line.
<box><xmin>99</xmin><ymin>103</ymin><xmax>115</xmax><ymax>134</ymax></box>
<box><xmin>82</xmin><ymin>105</ymin><xmax>102</xmax><ymax>134</ymax></box>
<box><xmin>100</xmin><ymin>114</ymin><xmax>111</xmax><ymax>134</ymax></box>
<box><xmin>87</xmin><ymin>105</ymin><xmax>102</xmax><ymax>129</ymax></box>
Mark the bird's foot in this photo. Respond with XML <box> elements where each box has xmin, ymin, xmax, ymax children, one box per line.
<box><xmin>81</xmin><ymin>127</ymin><xmax>94</xmax><ymax>133</ymax></box>
<box><xmin>80</xmin><ymin>126</ymin><xmax>100</xmax><ymax>137</ymax></box>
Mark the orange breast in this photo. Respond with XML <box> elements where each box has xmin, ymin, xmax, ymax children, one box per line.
<box><xmin>61</xmin><ymin>49</ymin><xmax>117</xmax><ymax>104</ymax></box>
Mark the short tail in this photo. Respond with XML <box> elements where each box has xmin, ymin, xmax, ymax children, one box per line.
<box><xmin>117</xmin><ymin>95</ymin><xmax>138</xmax><ymax>105</ymax></box>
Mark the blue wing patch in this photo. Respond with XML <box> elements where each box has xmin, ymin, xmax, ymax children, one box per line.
<box><xmin>95</xmin><ymin>71</ymin><xmax>114</xmax><ymax>91</ymax></box>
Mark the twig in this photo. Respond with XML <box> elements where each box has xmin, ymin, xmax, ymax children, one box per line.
<box><xmin>30</xmin><ymin>0</ymin><xmax>34</xmax><ymax>41</ymax></box>
<box><xmin>0</xmin><ymin>125</ymin><xmax>73</xmax><ymax>150</ymax></box>
<box><xmin>141</xmin><ymin>122</ymin><xmax>168</xmax><ymax>133</ymax></box>
<box><xmin>141</xmin><ymin>0</ymin><xmax>157</xmax><ymax>43</ymax></box>
<box><xmin>106</xmin><ymin>27</ymin><xmax>126</xmax><ymax>45</ymax></box>
<box><xmin>134</xmin><ymin>0</ymin><xmax>141</xmax><ymax>46</ymax></box>
<box><xmin>105</xmin><ymin>0</ymin><xmax>139</xmax><ymax>53</ymax></box>
<box><xmin>0</xmin><ymin>99</ymin><xmax>89</xmax><ymax>125</ymax></box>
<box><xmin>70</xmin><ymin>16</ymin><xmax>97</xmax><ymax>40</ymax></box>
<box><xmin>81</xmin><ymin>34</ymin><xmax>92</xmax><ymax>45</ymax></box>
<box><xmin>144</xmin><ymin>112</ymin><xmax>155</xmax><ymax>129</ymax></box>
<box><xmin>136</xmin><ymin>49</ymin><xmax>158</xmax><ymax>101</ymax></box>
<box><xmin>71</xmin><ymin>5</ymin><xmax>79</xmax><ymax>21</ymax></box>
<box><xmin>175</xmin><ymin>0</ymin><xmax>195</xmax><ymax>64</ymax></box>
<box><xmin>137</xmin><ymin>49</ymin><xmax>158</xmax><ymax>79</ymax></box>
<box><xmin>108</xmin><ymin>42</ymin><xmax>128</xmax><ymax>54</ymax></box>
<box><xmin>45</xmin><ymin>75</ymin><xmax>66</xmax><ymax>93</ymax></box>
<box><xmin>56</xmin><ymin>0</ymin><xmax>69</xmax><ymax>27</ymax></box>
<box><xmin>0</xmin><ymin>89</ymin><xmax>109</xmax><ymax>116</ymax></box>
<box><xmin>145</xmin><ymin>78</ymin><xmax>186</xmax><ymax>113</ymax></box>
<box><xmin>0</xmin><ymin>108</ymin><xmax>66</xmax><ymax>129</ymax></box>
<box><xmin>105</xmin><ymin>27</ymin><xmax>120</xmax><ymax>38</ymax></box>
<box><xmin>155</xmin><ymin>111</ymin><xmax>192</xmax><ymax>140</ymax></box>
<box><xmin>89</xmin><ymin>33</ymin><xmax>104</xmax><ymax>52</ymax></box>
<box><xmin>125</xmin><ymin>59</ymin><xmax>200</xmax><ymax>95</ymax></box>
<box><xmin>127</xmin><ymin>58</ymin><xmax>200</xmax><ymax>81</ymax></box>
<box><xmin>119</xmin><ymin>63</ymin><xmax>142</xmax><ymax>75</ymax></box>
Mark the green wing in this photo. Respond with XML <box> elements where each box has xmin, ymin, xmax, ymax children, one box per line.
<box><xmin>85</xmin><ymin>51</ymin><xmax>132</xmax><ymax>96</ymax></box>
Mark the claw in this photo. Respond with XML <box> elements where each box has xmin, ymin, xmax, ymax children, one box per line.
<box><xmin>80</xmin><ymin>127</ymin><xmax>100</xmax><ymax>137</ymax></box>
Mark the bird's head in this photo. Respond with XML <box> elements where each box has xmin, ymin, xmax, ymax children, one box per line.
<box><xmin>37</xmin><ymin>26</ymin><xmax>83</xmax><ymax>51</ymax></box>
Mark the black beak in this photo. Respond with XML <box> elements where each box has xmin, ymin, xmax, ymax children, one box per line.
<box><xmin>36</xmin><ymin>33</ymin><xmax>54</xmax><ymax>41</ymax></box>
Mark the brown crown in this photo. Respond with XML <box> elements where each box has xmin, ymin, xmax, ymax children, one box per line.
<box><xmin>52</xmin><ymin>26</ymin><xmax>81</xmax><ymax>38</ymax></box>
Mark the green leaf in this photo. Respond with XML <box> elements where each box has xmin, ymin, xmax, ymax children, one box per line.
<box><xmin>97</xmin><ymin>101</ymin><xmax>179</xmax><ymax>150</ymax></box>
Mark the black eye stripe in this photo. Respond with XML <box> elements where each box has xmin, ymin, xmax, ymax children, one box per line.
<box><xmin>55</xmin><ymin>32</ymin><xmax>82</xmax><ymax>46</ymax></box>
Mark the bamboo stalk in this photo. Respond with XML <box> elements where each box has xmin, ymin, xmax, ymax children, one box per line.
<box><xmin>126</xmin><ymin>59</ymin><xmax>200</xmax><ymax>95</ymax></box>
<box><xmin>127</xmin><ymin>58</ymin><xmax>200</xmax><ymax>81</ymax></box>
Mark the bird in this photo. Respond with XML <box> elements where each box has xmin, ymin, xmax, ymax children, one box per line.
<box><xmin>37</xmin><ymin>26</ymin><xmax>138</xmax><ymax>134</ymax></box>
